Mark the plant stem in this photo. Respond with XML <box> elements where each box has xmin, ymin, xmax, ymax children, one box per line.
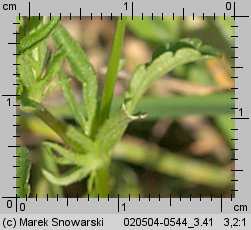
<box><xmin>98</xmin><ymin>17</ymin><xmax>127</xmax><ymax>127</ymax></box>
<box><xmin>94</xmin><ymin>165</ymin><xmax>110</xmax><ymax>197</ymax></box>
<box><xmin>114</xmin><ymin>138</ymin><xmax>233</xmax><ymax>188</ymax></box>
<box><xmin>34</xmin><ymin>105</ymin><xmax>91</xmax><ymax>153</ymax></box>
<box><xmin>94</xmin><ymin>16</ymin><xmax>127</xmax><ymax>195</ymax></box>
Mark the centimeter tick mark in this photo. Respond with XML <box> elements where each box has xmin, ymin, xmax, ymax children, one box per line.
<box><xmin>28</xmin><ymin>2</ymin><xmax>30</xmax><ymax>19</ymax></box>
<box><xmin>220</xmin><ymin>195</ymin><xmax>223</xmax><ymax>212</ymax></box>
<box><xmin>131</xmin><ymin>1</ymin><xmax>134</xmax><ymax>20</ymax></box>
<box><xmin>117</xmin><ymin>194</ymin><xmax>120</xmax><ymax>212</ymax></box>
<box><xmin>19</xmin><ymin>0</ymin><xmax>250</xmax><ymax>24</ymax></box>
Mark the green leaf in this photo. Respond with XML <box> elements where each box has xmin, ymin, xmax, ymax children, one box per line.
<box><xmin>18</xmin><ymin>55</ymin><xmax>36</xmax><ymax>94</ymax></box>
<box><xmin>134</xmin><ymin>92</ymin><xmax>234</xmax><ymax>118</ymax></box>
<box><xmin>42</xmin><ymin>164</ymin><xmax>99</xmax><ymax>186</ymax></box>
<box><xmin>16</xmin><ymin>147</ymin><xmax>31</xmax><ymax>197</ymax></box>
<box><xmin>95</xmin><ymin>105</ymin><xmax>146</xmax><ymax>154</ymax></box>
<box><xmin>48</xmin><ymin>92</ymin><xmax>234</xmax><ymax>120</ymax></box>
<box><xmin>40</xmin><ymin>49</ymin><xmax>65</xmax><ymax>89</ymax></box>
<box><xmin>58</xmin><ymin>72</ymin><xmax>86</xmax><ymax>132</ymax></box>
<box><xmin>18</xmin><ymin>16</ymin><xmax>60</xmax><ymax>54</ymax></box>
<box><xmin>40</xmin><ymin>143</ymin><xmax>64</xmax><ymax>197</ymax></box>
<box><xmin>125</xmin><ymin>38</ymin><xmax>221</xmax><ymax>113</ymax></box>
<box><xmin>43</xmin><ymin>142</ymin><xmax>101</xmax><ymax>168</ymax></box>
<box><xmin>19</xmin><ymin>49</ymin><xmax>65</xmax><ymax>103</ymax></box>
<box><xmin>53</xmin><ymin>25</ymin><xmax>98</xmax><ymax>135</ymax></box>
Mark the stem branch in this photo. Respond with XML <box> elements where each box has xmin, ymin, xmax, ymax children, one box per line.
<box><xmin>98</xmin><ymin>17</ymin><xmax>127</xmax><ymax>126</ymax></box>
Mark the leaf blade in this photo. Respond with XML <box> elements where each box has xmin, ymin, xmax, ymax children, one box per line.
<box><xmin>58</xmin><ymin>72</ymin><xmax>86</xmax><ymax>132</ymax></box>
<box><xmin>42</xmin><ymin>164</ymin><xmax>100</xmax><ymax>186</ymax></box>
<box><xmin>53</xmin><ymin>25</ymin><xmax>98</xmax><ymax>135</ymax></box>
<box><xmin>125</xmin><ymin>38</ymin><xmax>221</xmax><ymax>113</ymax></box>
<box><xmin>18</xmin><ymin>16</ymin><xmax>60</xmax><ymax>54</ymax></box>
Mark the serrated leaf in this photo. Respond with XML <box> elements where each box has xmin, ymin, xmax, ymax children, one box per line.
<box><xmin>53</xmin><ymin>25</ymin><xmax>98</xmax><ymax>135</ymax></box>
<box><xmin>16</xmin><ymin>147</ymin><xmax>31</xmax><ymax>197</ymax></box>
<box><xmin>125</xmin><ymin>38</ymin><xmax>221</xmax><ymax>113</ymax></box>
<box><xmin>18</xmin><ymin>16</ymin><xmax>60</xmax><ymax>54</ymax></box>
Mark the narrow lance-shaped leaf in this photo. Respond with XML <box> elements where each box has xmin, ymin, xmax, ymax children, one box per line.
<box><xmin>134</xmin><ymin>92</ymin><xmax>234</xmax><ymax>118</ymax></box>
<box><xmin>40</xmin><ymin>49</ymin><xmax>65</xmax><ymax>88</ymax></box>
<box><xmin>18</xmin><ymin>16</ymin><xmax>60</xmax><ymax>54</ymax></box>
<box><xmin>58</xmin><ymin>71</ymin><xmax>86</xmax><ymax>132</ymax></box>
<box><xmin>41</xmin><ymin>142</ymin><xmax>103</xmax><ymax>186</ymax></box>
<box><xmin>43</xmin><ymin>142</ymin><xmax>101</xmax><ymax>168</ymax></box>
<box><xmin>125</xmin><ymin>38</ymin><xmax>221</xmax><ymax>113</ymax></box>
<box><xmin>42</xmin><ymin>163</ymin><xmax>101</xmax><ymax>186</ymax></box>
<box><xmin>16</xmin><ymin>147</ymin><xmax>31</xmax><ymax>197</ymax></box>
<box><xmin>53</xmin><ymin>25</ymin><xmax>98</xmax><ymax>135</ymax></box>
<box><xmin>40</xmin><ymin>143</ymin><xmax>64</xmax><ymax>197</ymax></box>
<box><xmin>47</xmin><ymin>92</ymin><xmax>234</xmax><ymax>119</ymax></box>
<box><xmin>17</xmin><ymin>55</ymin><xmax>36</xmax><ymax>94</ymax></box>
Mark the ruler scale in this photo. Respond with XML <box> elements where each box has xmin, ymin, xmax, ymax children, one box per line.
<box><xmin>0</xmin><ymin>0</ymin><xmax>250</xmax><ymax>229</ymax></box>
